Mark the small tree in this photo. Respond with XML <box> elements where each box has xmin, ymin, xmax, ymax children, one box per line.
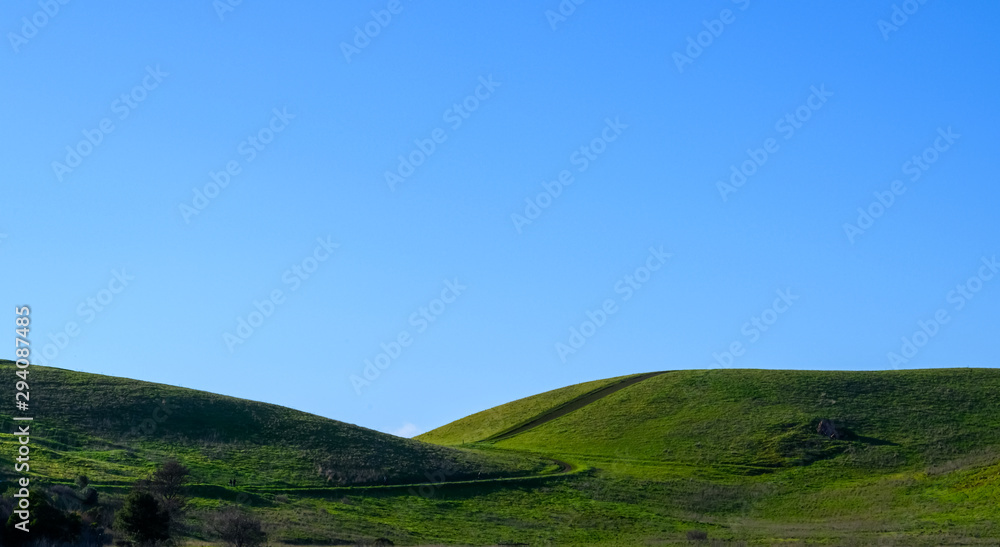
<box><xmin>129</xmin><ymin>458</ymin><xmax>190</xmax><ymax>538</ymax></box>
<box><xmin>150</xmin><ymin>459</ymin><xmax>189</xmax><ymax>513</ymax></box>
<box><xmin>210</xmin><ymin>506</ymin><xmax>267</xmax><ymax>547</ymax></box>
<box><xmin>80</xmin><ymin>486</ymin><xmax>100</xmax><ymax>505</ymax></box>
<box><xmin>114</xmin><ymin>491</ymin><xmax>170</xmax><ymax>546</ymax></box>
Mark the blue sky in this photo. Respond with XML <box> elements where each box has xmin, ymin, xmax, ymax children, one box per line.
<box><xmin>2</xmin><ymin>1</ymin><xmax>998</xmax><ymax>437</ymax></box>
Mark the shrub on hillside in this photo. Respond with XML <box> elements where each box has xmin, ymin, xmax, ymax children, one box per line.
<box><xmin>114</xmin><ymin>491</ymin><xmax>170</xmax><ymax>547</ymax></box>
<box><xmin>148</xmin><ymin>459</ymin><xmax>190</xmax><ymax>515</ymax></box>
<box><xmin>80</xmin><ymin>486</ymin><xmax>100</xmax><ymax>506</ymax></box>
<box><xmin>131</xmin><ymin>458</ymin><xmax>190</xmax><ymax>537</ymax></box>
<box><xmin>209</xmin><ymin>505</ymin><xmax>267</xmax><ymax>547</ymax></box>
<box><xmin>2</xmin><ymin>489</ymin><xmax>83</xmax><ymax>546</ymax></box>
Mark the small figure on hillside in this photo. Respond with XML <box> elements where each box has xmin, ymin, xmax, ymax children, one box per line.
<box><xmin>817</xmin><ymin>419</ymin><xmax>840</xmax><ymax>439</ymax></box>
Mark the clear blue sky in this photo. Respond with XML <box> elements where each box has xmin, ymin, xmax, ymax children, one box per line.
<box><xmin>3</xmin><ymin>1</ymin><xmax>998</xmax><ymax>437</ymax></box>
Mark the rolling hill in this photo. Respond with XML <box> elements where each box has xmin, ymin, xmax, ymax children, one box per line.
<box><xmin>481</xmin><ymin>368</ymin><xmax>1000</xmax><ymax>471</ymax></box>
<box><xmin>3</xmin><ymin>362</ymin><xmax>999</xmax><ymax>545</ymax></box>
<box><xmin>0</xmin><ymin>360</ymin><xmax>549</xmax><ymax>489</ymax></box>
<box><xmin>417</xmin><ymin>368</ymin><xmax>1000</xmax><ymax>545</ymax></box>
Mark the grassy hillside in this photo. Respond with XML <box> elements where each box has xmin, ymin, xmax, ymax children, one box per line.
<box><xmin>0</xmin><ymin>361</ymin><xmax>548</xmax><ymax>488</ymax></box>
<box><xmin>416</xmin><ymin>368</ymin><xmax>1000</xmax><ymax>545</ymax></box>
<box><xmin>4</xmin><ymin>362</ymin><xmax>999</xmax><ymax>545</ymax></box>
<box><xmin>487</xmin><ymin>368</ymin><xmax>1000</xmax><ymax>471</ymax></box>
<box><xmin>417</xmin><ymin>373</ymin><xmax>641</xmax><ymax>445</ymax></box>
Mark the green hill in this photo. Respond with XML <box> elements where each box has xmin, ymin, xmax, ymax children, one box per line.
<box><xmin>483</xmin><ymin>368</ymin><xmax>1000</xmax><ymax>471</ymax></box>
<box><xmin>0</xmin><ymin>361</ymin><xmax>548</xmax><ymax>488</ymax></box>
<box><xmin>4</xmin><ymin>362</ymin><xmax>1000</xmax><ymax>545</ymax></box>
<box><xmin>418</xmin><ymin>368</ymin><xmax>1000</xmax><ymax>545</ymax></box>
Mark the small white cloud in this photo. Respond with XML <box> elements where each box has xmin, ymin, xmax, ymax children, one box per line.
<box><xmin>392</xmin><ymin>422</ymin><xmax>421</xmax><ymax>438</ymax></box>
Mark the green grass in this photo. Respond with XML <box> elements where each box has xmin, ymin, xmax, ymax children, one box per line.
<box><xmin>416</xmin><ymin>373</ymin><xmax>640</xmax><ymax>446</ymax></box>
<box><xmin>426</xmin><ymin>368</ymin><xmax>1000</xmax><ymax>544</ymax></box>
<box><xmin>3</xmin><ymin>361</ymin><xmax>1000</xmax><ymax>545</ymax></box>
<box><xmin>0</xmin><ymin>361</ymin><xmax>549</xmax><ymax>488</ymax></box>
<box><xmin>488</xmin><ymin>368</ymin><xmax>1000</xmax><ymax>472</ymax></box>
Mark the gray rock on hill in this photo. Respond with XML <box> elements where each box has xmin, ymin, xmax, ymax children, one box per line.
<box><xmin>817</xmin><ymin>419</ymin><xmax>840</xmax><ymax>439</ymax></box>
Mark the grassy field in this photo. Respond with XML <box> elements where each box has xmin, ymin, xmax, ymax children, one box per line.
<box><xmin>2</xmin><ymin>361</ymin><xmax>999</xmax><ymax>545</ymax></box>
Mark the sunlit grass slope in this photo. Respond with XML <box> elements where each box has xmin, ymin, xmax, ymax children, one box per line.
<box><xmin>485</xmin><ymin>368</ymin><xmax>1000</xmax><ymax>472</ymax></box>
<box><xmin>416</xmin><ymin>373</ymin><xmax>642</xmax><ymax>446</ymax></box>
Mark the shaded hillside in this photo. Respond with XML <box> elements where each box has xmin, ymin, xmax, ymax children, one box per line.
<box><xmin>0</xmin><ymin>361</ymin><xmax>547</xmax><ymax>488</ymax></box>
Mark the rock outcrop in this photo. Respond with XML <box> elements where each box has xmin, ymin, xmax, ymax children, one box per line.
<box><xmin>817</xmin><ymin>419</ymin><xmax>840</xmax><ymax>439</ymax></box>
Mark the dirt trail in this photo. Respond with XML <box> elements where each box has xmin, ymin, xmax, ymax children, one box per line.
<box><xmin>235</xmin><ymin>375</ymin><xmax>668</xmax><ymax>495</ymax></box>
<box><xmin>486</xmin><ymin>371</ymin><xmax>668</xmax><ymax>442</ymax></box>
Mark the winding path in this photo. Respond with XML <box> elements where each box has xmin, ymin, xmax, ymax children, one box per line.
<box><xmin>223</xmin><ymin>372</ymin><xmax>667</xmax><ymax>496</ymax></box>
